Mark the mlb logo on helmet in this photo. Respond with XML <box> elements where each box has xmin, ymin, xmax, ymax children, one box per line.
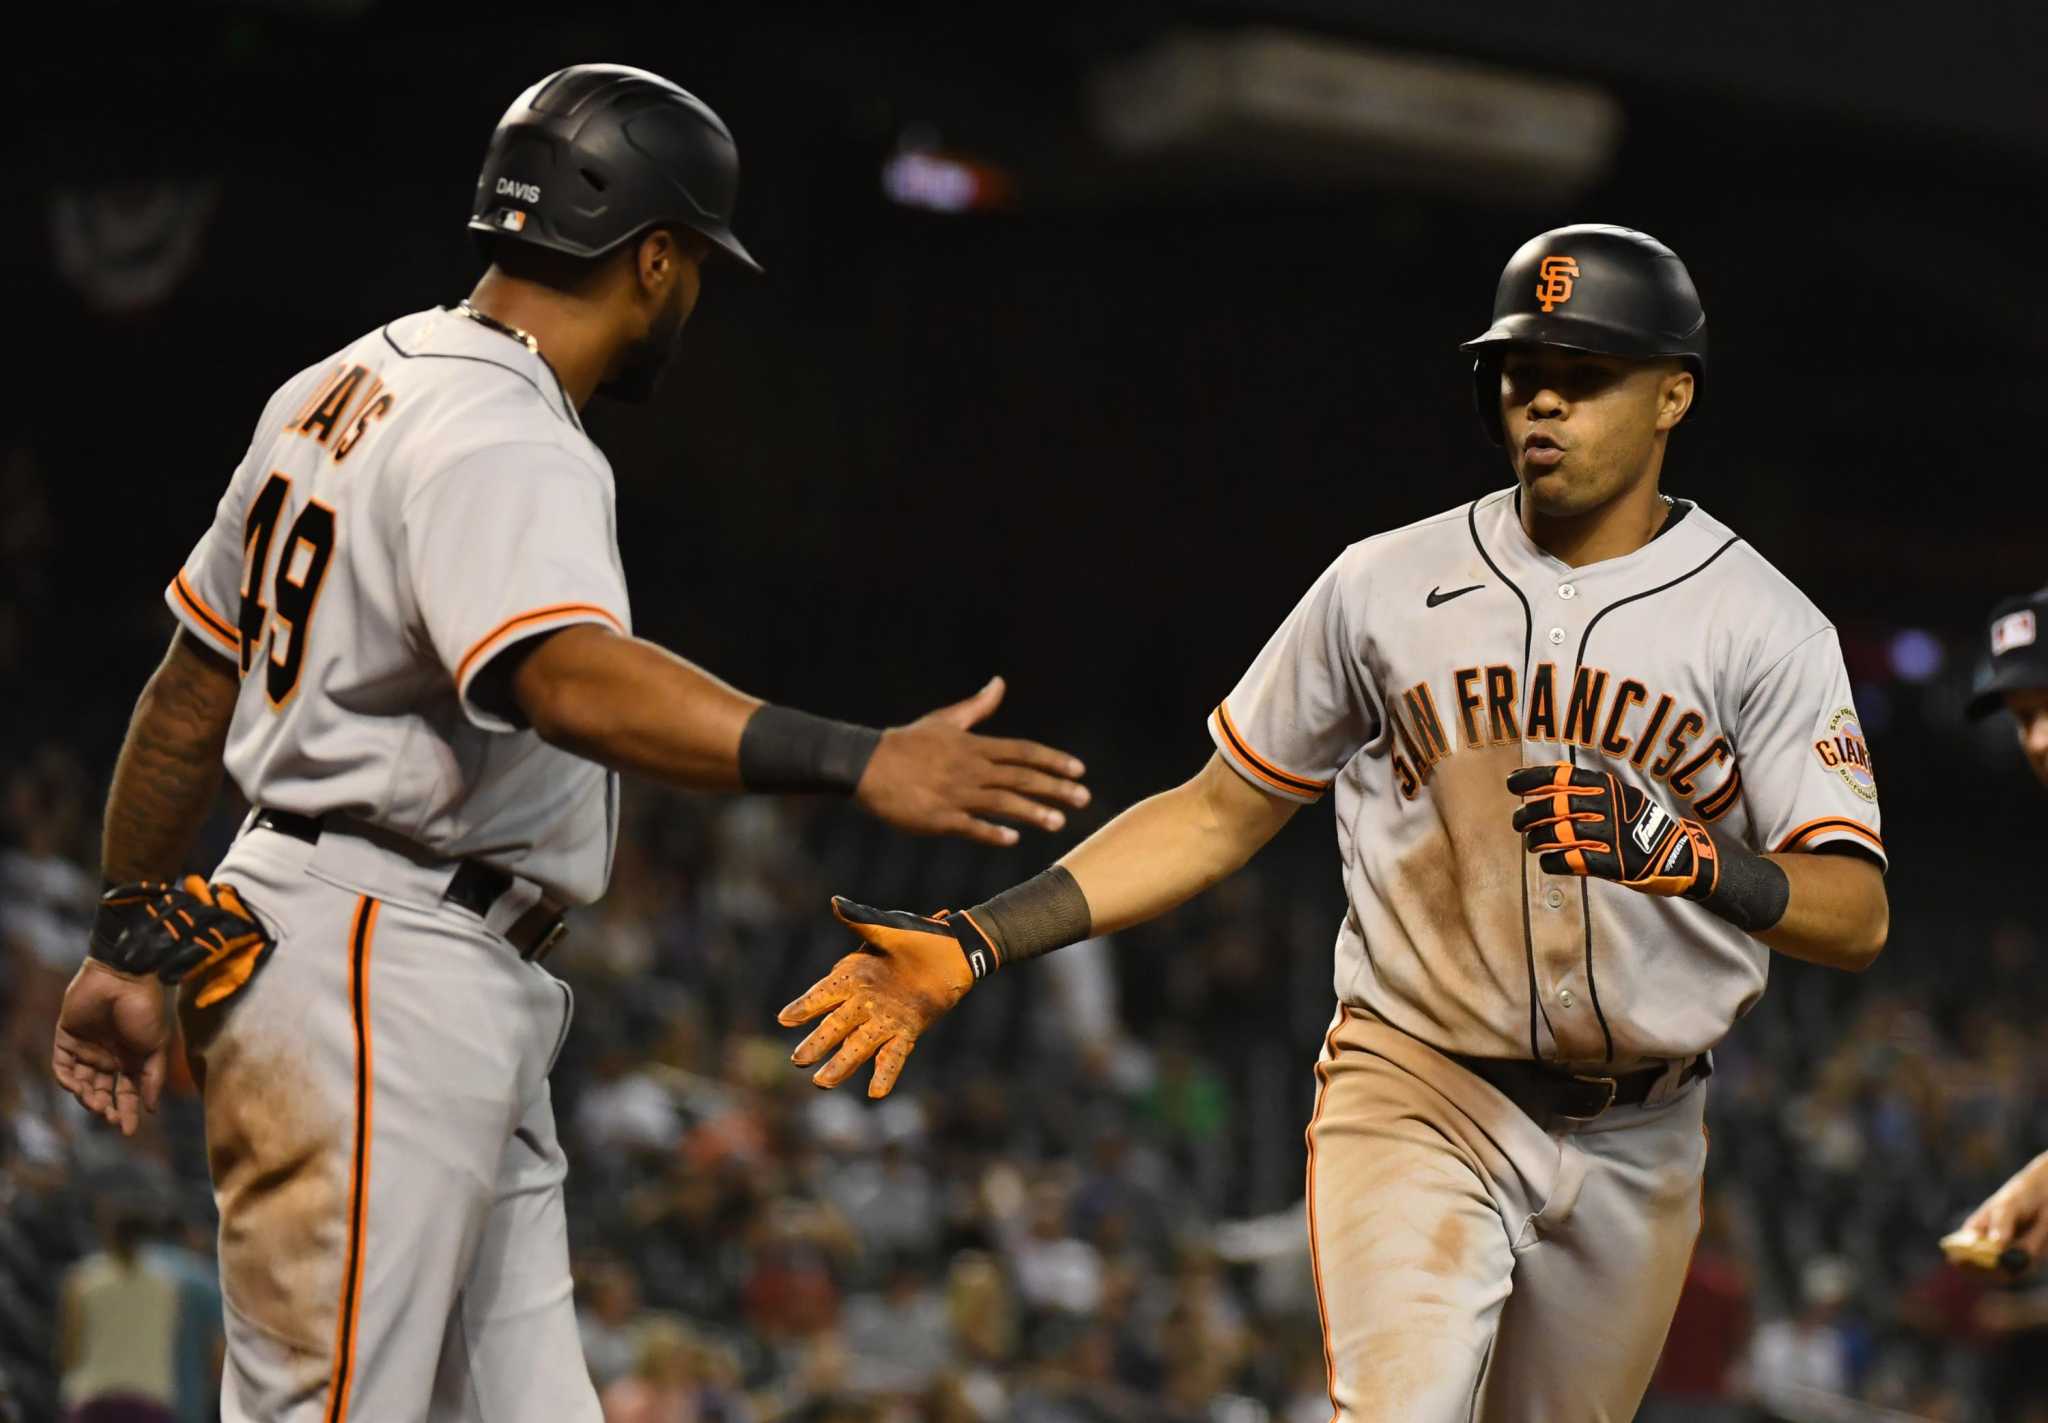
<box><xmin>497</xmin><ymin>210</ymin><xmax>527</xmax><ymax>232</ymax></box>
<box><xmin>1535</xmin><ymin>255</ymin><xmax>1580</xmax><ymax>312</ymax></box>
<box><xmin>1992</xmin><ymin>609</ymin><xmax>2037</xmax><ymax>656</ymax></box>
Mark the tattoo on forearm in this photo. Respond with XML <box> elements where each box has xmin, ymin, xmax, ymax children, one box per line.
<box><xmin>102</xmin><ymin>636</ymin><xmax>237</xmax><ymax>883</ymax></box>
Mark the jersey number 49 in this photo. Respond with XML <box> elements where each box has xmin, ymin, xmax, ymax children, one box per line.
<box><xmin>238</xmin><ymin>472</ymin><xmax>336</xmax><ymax>708</ymax></box>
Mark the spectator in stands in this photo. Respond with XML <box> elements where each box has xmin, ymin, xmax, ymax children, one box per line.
<box><xmin>1010</xmin><ymin>1317</ymin><xmax>1146</xmax><ymax>1423</ymax></box>
<box><xmin>1139</xmin><ymin>1033</ymin><xmax>1232</xmax><ymax>1211</ymax></box>
<box><xmin>919</xmin><ymin>1371</ymin><xmax>989</xmax><ymax>1423</ymax></box>
<box><xmin>136</xmin><ymin>1207</ymin><xmax>222</xmax><ymax>1423</ymax></box>
<box><xmin>55</xmin><ymin>1200</ymin><xmax>179</xmax><ymax>1423</ymax></box>
<box><xmin>820</xmin><ymin>1138</ymin><xmax>939</xmax><ymax>1264</ymax></box>
<box><xmin>1277</xmin><ymin>1330</ymin><xmax>1333</xmax><ymax>1423</ymax></box>
<box><xmin>1152</xmin><ymin>1244</ymin><xmax>1248</xmax><ymax>1384</ymax></box>
<box><xmin>1</xmin><ymin>748</ymin><xmax>97</xmax><ymax>1090</ymax></box>
<box><xmin>598</xmin><ymin>1314</ymin><xmax>744</xmax><ymax>1423</ymax></box>
<box><xmin>580</xmin><ymin>1252</ymin><xmax>650</xmax><ymax>1393</ymax></box>
<box><xmin>1747</xmin><ymin>1256</ymin><xmax>1856</xmax><ymax>1421</ymax></box>
<box><xmin>0</xmin><ymin>748</ymin><xmax>97</xmax><ymax>967</ymax></box>
<box><xmin>839</xmin><ymin>1253</ymin><xmax>950</xmax><ymax>1398</ymax></box>
<box><xmin>1005</xmin><ymin>1176</ymin><xmax>1104</xmax><ymax>1319</ymax></box>
<box><xmin>739</xmin><ymin>1193</ymin><xmax>851</xmax><ymax>1352</ymax></box>
<box><xmin>942</xmin><ymin>1252</ymin><xmax>1014</xmax><ymax>1416</ymax></box>
<box><xmin>1639</xmin><ymin>1192</ymin><xmax>1753</xmax><ymax>1423</ymax></box>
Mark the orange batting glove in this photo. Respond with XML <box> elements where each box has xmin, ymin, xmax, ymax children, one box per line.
<box><xmin>776</xmin><ymin>896</ymin><xmax>992</xmax><ymax>1098</ymax></box>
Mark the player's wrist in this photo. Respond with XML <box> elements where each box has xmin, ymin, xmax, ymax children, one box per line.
<box><xmin>933</xmin><ymin>910</ymin><xmax>1000</xmax><ymax>982</ymax></box>
<box><xmin>737</xmin><ymin>704</ymin><xmax>882</xmax><ymax>793</ymax></box>
<box><xmin>89</xmin><ymin>883</ymin><xmax>166</xmax><ymax>974</ymax></box>
<box><xmin>1685</xmin><ymin>826</ymin><xmax>1789</xmax><ymax>933</ymax></box>
<box><xmin>961</xmin><ymin>865</ymin><xmax>1093</xmax><ymax>972</ymax></box>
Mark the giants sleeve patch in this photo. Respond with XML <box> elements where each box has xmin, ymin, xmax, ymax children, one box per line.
<box><xmin>1813</xmin><ymin>708</ymin><xmax>1876</xmax><ymax>801</ymax></box>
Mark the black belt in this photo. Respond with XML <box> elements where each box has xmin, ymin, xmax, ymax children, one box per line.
<box><xmin>252</xmin><ymin>809</ymin><xmax>568</xmax><ymax>963</ymax></box>
<box><xmin>1449</xmin><ymin>1052</ymin><xmax>1711</xmax><ymax>1127</ymax></box>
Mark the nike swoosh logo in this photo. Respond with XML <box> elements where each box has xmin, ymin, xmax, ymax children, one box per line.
<box><xmin>1426</xmin><ymin>583</ymin><xmax>1484</xmax><ymax>608</ymax></box>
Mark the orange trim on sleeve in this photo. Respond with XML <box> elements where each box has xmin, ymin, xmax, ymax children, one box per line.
<box><xmin>325</xmin><ymin>896</ymin><xmax>379</xmax><ymax>1423</ymax></box>
<box><xmin>171</xmin><ymin>571</ymin><xmax>241</xmax><ymax>650</ymax></box>
<box><xmin>1214</xmin><ymin>701</ymin><xmax>1330</xmax><ymax>798</ymax></box>
<box><xmin>1773</xmin><ymin>816</ymin><xmax>1884</xmax><ymax>855</ymax></box>
<box><xmin>454</xmin><ymin>602</ymin><xmax>625</xmax><ymax>688</ymax></box>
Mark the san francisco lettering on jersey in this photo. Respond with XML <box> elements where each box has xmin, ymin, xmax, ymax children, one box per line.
<box><xmin>1388</xmin><ymin>660</ymin><xmax>1739</xmax><ymax>817</ymax></box>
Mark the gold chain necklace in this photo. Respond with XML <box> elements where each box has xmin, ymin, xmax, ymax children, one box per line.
<box><xmin>451</xmin><ymin>300</ymin><xmax>539</xmax><ymax>354</ymax></box>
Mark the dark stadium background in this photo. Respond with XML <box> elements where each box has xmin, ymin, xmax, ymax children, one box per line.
<box><xmin>5</xmin><ymin>4</ymin><xmax>2048</xmax><ymax>1421</ymax></box>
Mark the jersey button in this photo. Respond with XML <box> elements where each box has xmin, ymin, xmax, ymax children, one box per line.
<box><xmin>1559</xmin><ymin>989</ymin><xmax>1575</xmax><ymax>1008</ymax></box>
<box><xmin>1547</xmin><ymin>626</ymin><xmax>1566</xmax><ymax>645</ymax></box>
<box><xmin>1544</xmin><ymin>887</ymin><xmax>1565</xmax><ymax>909</ymax></box>
<box><xmin>1558</xmin><ymin>583</ymin><xmax>1577</xmax><ymax>600</ymax></box>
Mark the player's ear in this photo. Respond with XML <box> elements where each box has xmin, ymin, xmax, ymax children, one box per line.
<box><xmin>1656</xmin><ymin>365</ymin><xmax>1695</xmax><ymax>431</ymax></box>
<box><xmin>634</xmin><ymin>228</ymin><xmax>677</xmax><ymax>301</ymax></box>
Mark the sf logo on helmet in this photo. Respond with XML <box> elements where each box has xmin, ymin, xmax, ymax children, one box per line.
<box><xmin>1535</xmin><ymin>255</ymin><xmax>1581</xmax><ymax>313</ymax></box>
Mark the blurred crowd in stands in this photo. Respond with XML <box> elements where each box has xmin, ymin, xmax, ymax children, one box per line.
<box><xmin>3</xmin><ymin>741</ymin><xmax>2046</xmax><ymax>1423</ymax></box>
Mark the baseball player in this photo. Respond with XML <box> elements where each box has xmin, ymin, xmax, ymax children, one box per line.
<box><xmin>1943</xmin><ymin>587</ymin><xmax>2048</xmax><ymax>1276</ymax></box>
<box><xmin>779</xmin><ymin>225</ymin><xmax>1891</xmax><ymax>1421</ymax></box>
<box><xmin>48</xmin><ymin>64</ymin><xmax>1088</xmax><ymax>1423</ymax></box>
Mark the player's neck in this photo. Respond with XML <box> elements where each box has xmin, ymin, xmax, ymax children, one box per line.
<box><xmin>1521</xmin><ymin>474</ymin><xmax>1672</xmax><ymax>568</ymax></box>
<box><xmin>464</xmin><ymin>272</ymin><xmax>611</xmax><ymax>410</ymax></box>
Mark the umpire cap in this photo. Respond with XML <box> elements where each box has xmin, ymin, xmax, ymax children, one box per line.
<box><xmin>1967</xmin><ymin>587</ymin><xmax>2048</xmax><ymax>718</ymax></box>
<box><xmin>469</xmin><ymin>64</ymin><xmax>761</xmax><ymax>272</ymax></box>
<box><xmin>1461</xmin><ymin>224</ymin><xmax>1706</xmax><ymax>444</ymax></box>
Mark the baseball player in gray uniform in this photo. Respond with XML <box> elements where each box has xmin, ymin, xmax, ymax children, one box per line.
<box><xmin>778</xmin><ymin>225</ymin><xmax>1890</xmax><ymax>1421</ymax></box>
<box><xmin>1944</xmin><ymin>587</ymin><xmax>2048</xmax><ymax>1276</ymax></box>
<box><xmin>49</xmin><ymin>65</ymin><xmax>1088</xmax><ymax>1423</ymax></box>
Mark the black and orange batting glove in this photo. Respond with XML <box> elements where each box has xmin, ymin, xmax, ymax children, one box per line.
<box><xmin>90</xmin><ymin>875</ymin><xmax>276</xmax><ymax>1008</ymax></box>
<box><xmin>775</xmin><ymin>897</ymin><xmax>996</xmax><ymax>1098</ymax></box>
<box><xmin>1506</xmin><ymin>763</ymin><xmax>1719</xmax><ymax>900</ymax></box>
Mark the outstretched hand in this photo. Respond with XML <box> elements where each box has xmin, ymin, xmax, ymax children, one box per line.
<box><xmin>856</xmin><ymin>677</ymin><xmax>1089</xmax><ymax>847</ymax></box>
<box><xmin>1951</xmin><ymin>1151</ymin><xmax>2048</xmax><ymax>1276</ymax></box>
<box><xmin>776</xmin><ymin>897</ymin><xmax>983</xmax><ymax>1098</ymax></box>
<box><xmin>52</xmin><ymin>959</ymin><xmax>171</xmax><ymax>1137</ymax></box>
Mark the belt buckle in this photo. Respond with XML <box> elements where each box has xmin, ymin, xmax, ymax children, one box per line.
<box><xmin>1560</xmin><ymin>1074</ymin><xmax>1617</xmax><ymax>1123</ymax></box>
<box><xmin>528</xmin><ymin>918</ymin><xmax>568</xmax><ymax>964</ymax></box>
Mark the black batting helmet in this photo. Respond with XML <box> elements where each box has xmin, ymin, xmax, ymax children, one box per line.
<box><xmin>1460</xmin><ymin>224</ymin><xmax>1705</xmax><ymax>444</ymax></box>
<box><xmin>1967</xmin><ymin>587</ymin><xmax>2048</xmax><ymax>719</ymax></box>
<box><xmin>469</xmin><ymin>64</ymin><xmax>761</xmax><ymax>272</ymax></box>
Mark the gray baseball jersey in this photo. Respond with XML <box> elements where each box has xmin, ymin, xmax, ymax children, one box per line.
<box><xmin>165</xmin><ymin>307</ymin><xmax>630</xmax><ymax>905</ymax></box>
<box><xmin>1209</xmin><ymin>487</ymin><xmax>1883</xmax><ymax>1066</ymax></box>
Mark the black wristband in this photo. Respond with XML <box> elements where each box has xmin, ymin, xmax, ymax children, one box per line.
<box><xmin>967</xmin><ymin>865</ymin><xmax>1093</xmax><ymax>969</ymax></box>
<box><xmin>89</xmin><ymin>889</ymin><xmax>144</xmax><ymax>968</ymax></box>
<box><xmin>1689</xmin><ymin>828</ymin><xmax>1790</xmax><ymax>934</ymax></box>
<box><xmin>738</xmin><ymin>705</ymin><xmax>883</xmax><ymax>793</ymax></box>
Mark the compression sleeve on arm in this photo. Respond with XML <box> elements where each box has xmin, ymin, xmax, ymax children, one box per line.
<box><xmin>966</xmin><ymin>865</ymin><xmax>1093</xmax><ymax>968</ymax></box>
<box><xmin>737</xmin><ymin>705</ymin><xmax>883</xmax><ymax>793</ymax></box>
<box><xmin>1692</xmin><ymin>826</ymin><xmax>1791</xmax><ymax>933</ymax></box>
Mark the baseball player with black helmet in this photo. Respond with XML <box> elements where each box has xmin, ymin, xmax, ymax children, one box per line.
<box><xmin>779</xmin><ymin>224</ymin><xmax>1891</xmax><ymax>1420</ymax></box>
<box><xmin>49</xmin><ymin>64</ymin><xmax>1088</xmax><ymax>1422</ymax></box>
<box><xmin>1942</xmin><ymin>587</ymin><xmax>2048</xmax><ymax>1278</ymax></box>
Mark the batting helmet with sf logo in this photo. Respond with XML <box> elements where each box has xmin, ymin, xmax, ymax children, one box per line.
<box><xmin>1460</xmin><ymin>224</ymin><xmax>1708</xmax><ymax>444</ymax></box>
